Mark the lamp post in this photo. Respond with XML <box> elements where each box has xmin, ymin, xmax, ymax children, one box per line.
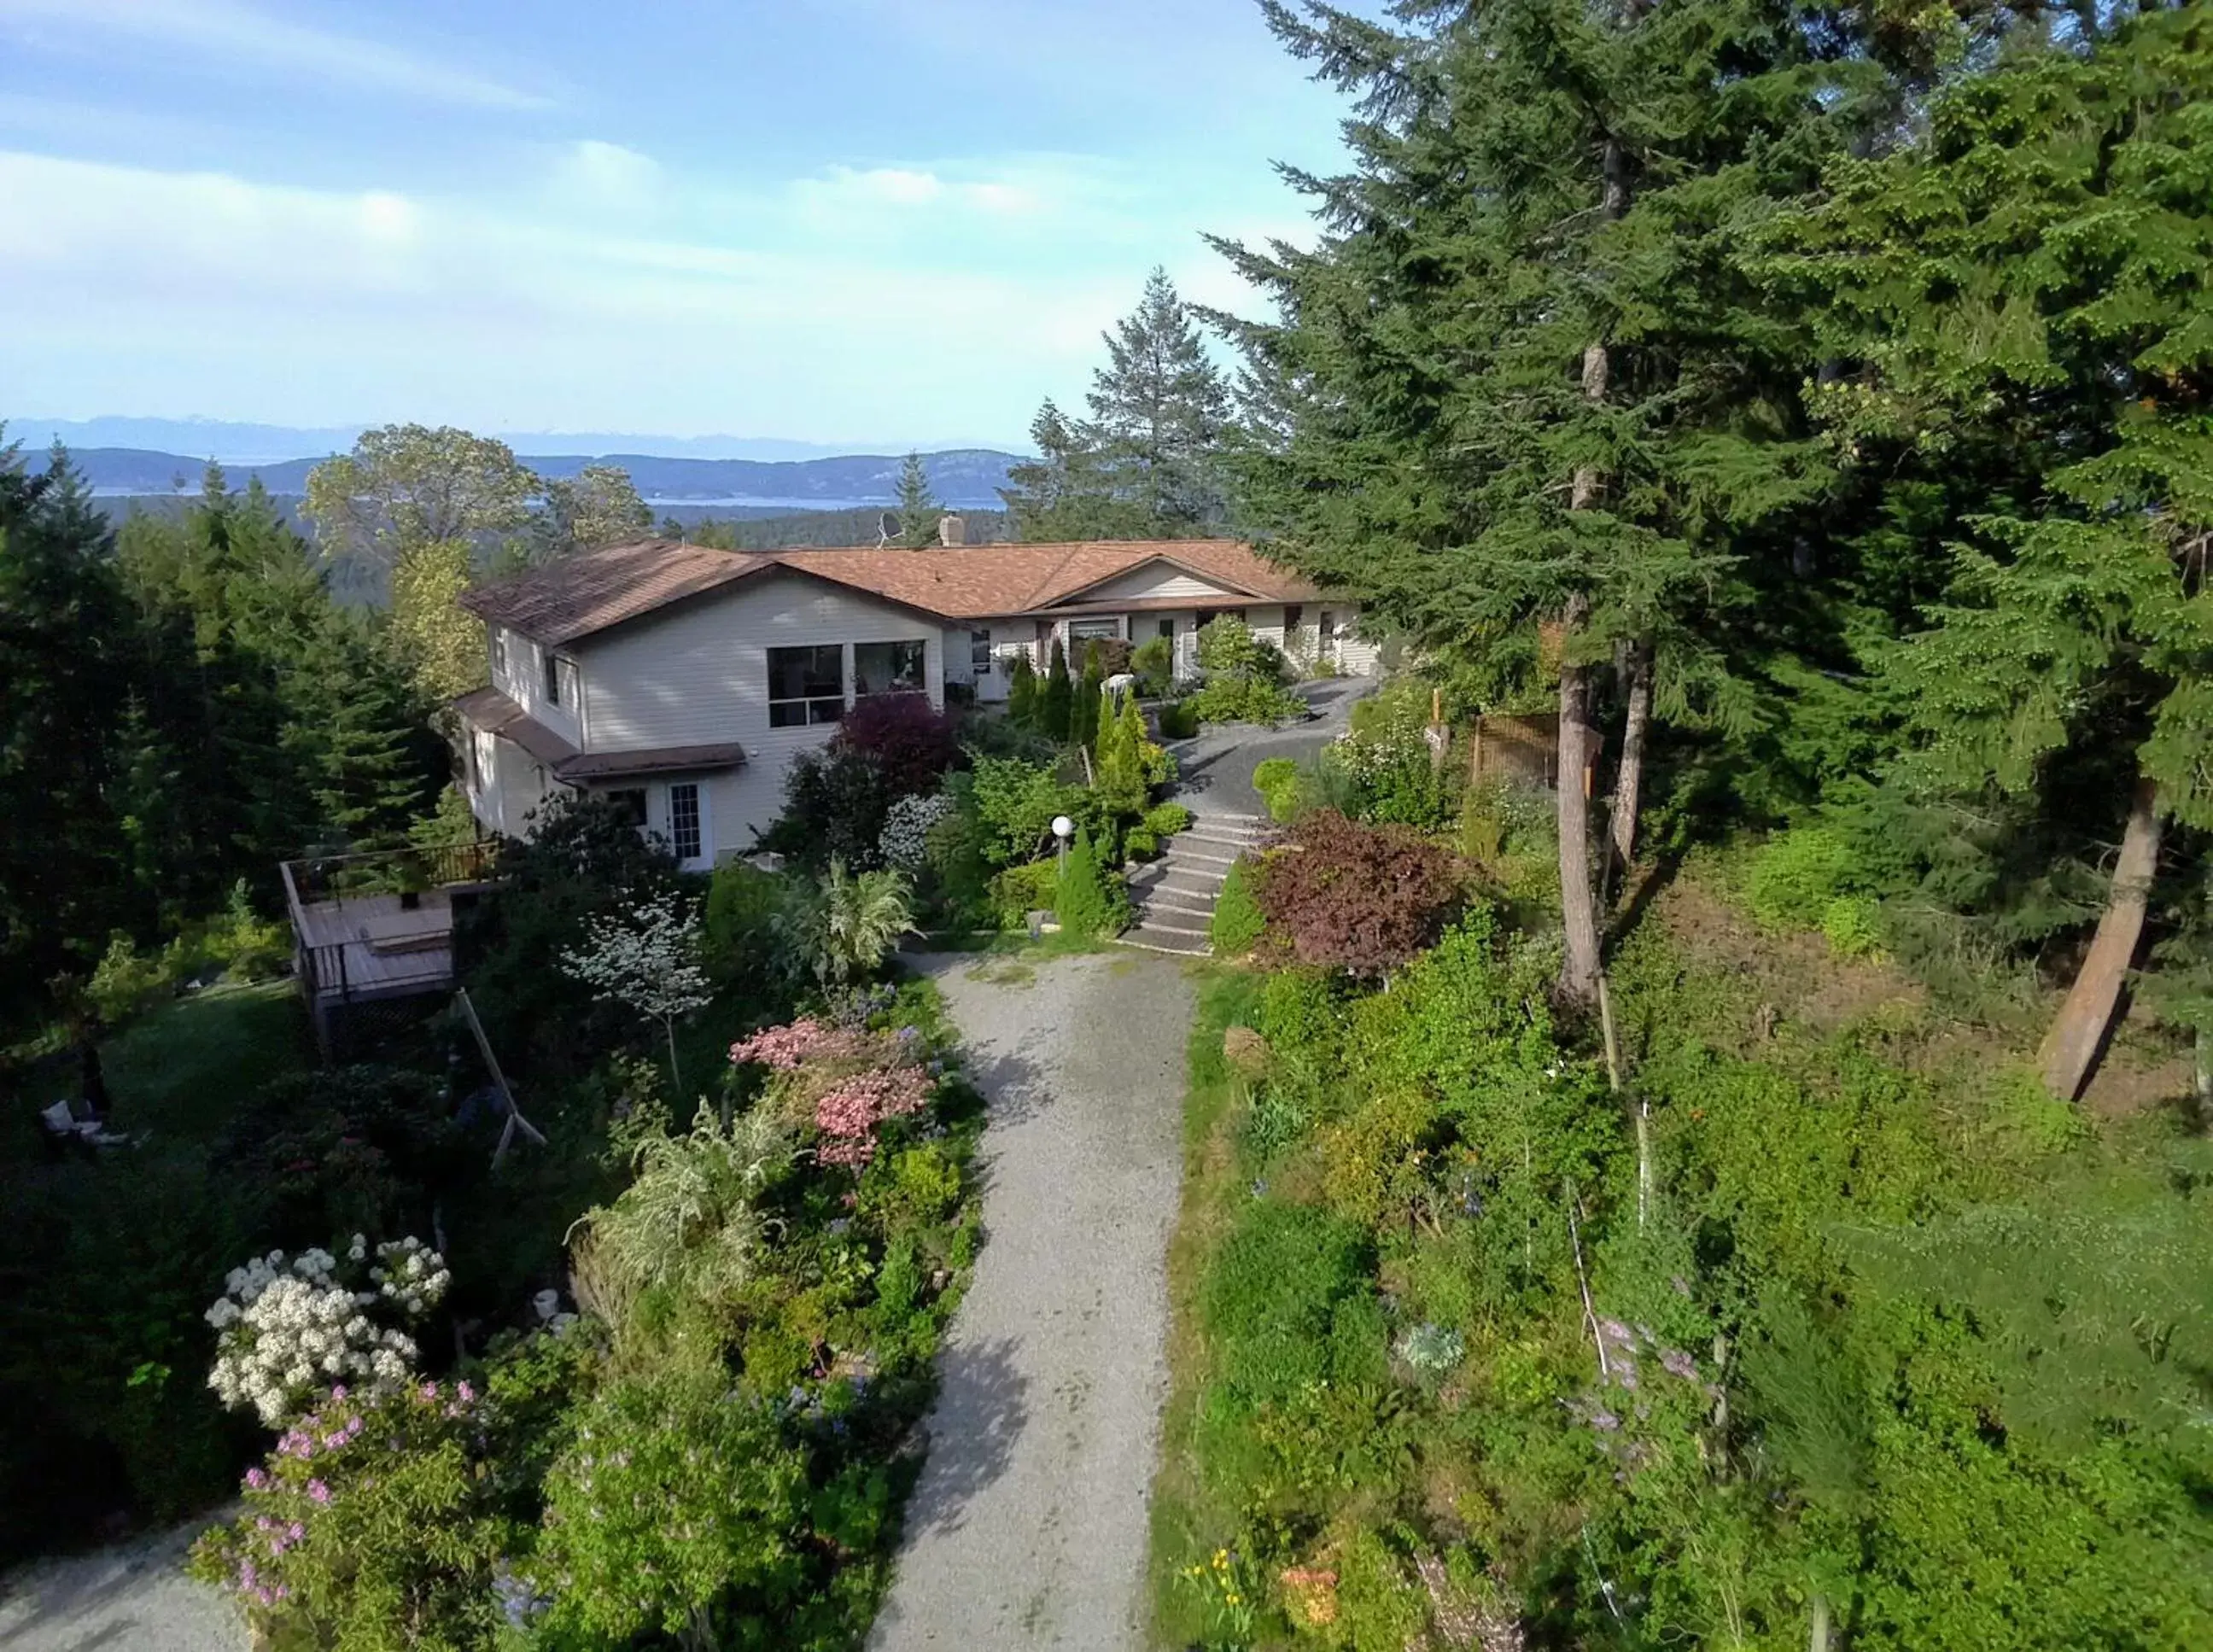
<box><xmin>1052</xmin><ymin>814</ymin><xmax>1075</xmax><ymax>874</ymax></box>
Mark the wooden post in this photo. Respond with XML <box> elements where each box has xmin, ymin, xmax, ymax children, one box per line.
<box><xmin>1470</xmin><ymin>718</ymin><xmax>1485</xmax><ymax>786</ymax></box>
<box><xmin>455</xmin><ymin>989</ymin><xmax>548</xmax><ymax>1165</ymax></box>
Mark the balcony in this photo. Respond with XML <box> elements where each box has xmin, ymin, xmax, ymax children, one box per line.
<box><xmin>278</xmin><ymin>840</ymin><xmax>499</xmax><ymax>1054</ymax></box>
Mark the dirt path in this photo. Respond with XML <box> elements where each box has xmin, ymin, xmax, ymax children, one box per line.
<box><xmin>0</xmin><ymin>1519</ymin><xmax>244</xmax><ymax>1652</ymax></box>
<box><xmin>869</xmin><ymin>949</ymin><xmax>1194</xmax><ymax>1651</ymax></box>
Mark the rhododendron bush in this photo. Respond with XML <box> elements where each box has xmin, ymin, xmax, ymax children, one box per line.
<box><xmin>731</xmin><ymin>1009</ymin><xmax>941</xmax><ymax>1169</ymax></box>
<box><xmin>204</xmin><ymin>1237</ymin><xmax>450</xmax><ymax>1427</ymax></box>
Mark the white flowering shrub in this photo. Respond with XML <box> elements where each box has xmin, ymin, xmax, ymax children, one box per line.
<box><xmin>878</xmin><ymin>792</ymin><xmax>955</xmax><ymax>873</ymax></box>
<box><xmin>559</xmin><ymin>889</ymin><xmax>714</xmax><ymax>1083</ymax></box>
<box><xmin>205</xmin><ymin>1238</ymin><xmax>450</xmax><ymax>1427</ymax></box>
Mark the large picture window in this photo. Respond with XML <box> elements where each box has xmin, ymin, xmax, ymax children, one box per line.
<box><xmin>768</xmin><ymin>645</ymin><xmax>846</xmax><ymax>727</ymax></box>
<box><xmin>854</xmin><ymin>639</ymin><xmax>926</xmax><ymax>697</ymax></box>
<box><xmin>971</xmin><ymin>630</ymin><xmax>993</xmax><ymax>674</ymax></box>
<box><xmin>1068</xmin><ymin>617</ymin><xmax>1122</xmax><ymax>643</ymax></box>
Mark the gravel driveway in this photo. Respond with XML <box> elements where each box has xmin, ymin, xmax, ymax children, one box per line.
<box><xmin>869</xmin><ymin>949</ymin><xmax>1194</xmax><ymax>1652</ymax></box>
<box><xmin>0</xmin><ymin>1519</ymin><xmax>244</xmax><ymax>1652</ymax></box>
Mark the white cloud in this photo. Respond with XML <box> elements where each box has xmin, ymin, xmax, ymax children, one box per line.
<box><xmin>795</xmin><ymin>164</ymin><xmax>1046</xmax><ymax>219</ymax></box>
<box><xmin>0</xmin><ymin>0</ymin><xmax>549</xmax><ymax>110</ymax></box>
<box><xmin>0</xmin><ymin>149</ymin><xmax>1113</xmax><ymax>439</ymax></box>
<box><xmin>558</xmin><ymin>141</ymin><xmax>663</xmax><ymax>212</ymax></box>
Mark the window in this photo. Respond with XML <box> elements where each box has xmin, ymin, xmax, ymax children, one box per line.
<box><xmin>768</xmin><ymin>645</ymin><xmax>845</xmax><ymax>727</ymax></box>
<box><xmin>1156</xmin><ymin>618</ymin><xmax>1175</xmax><ymax>640</ymax></box>
<box><xmin>1318</xmin><ymin>610</ymin><xmax>1337</xmax><ymax>659</ymax></box>
<box><xmin>668</xmin><ymin>783</ymin><xmax>702</xmax><ymax>861</ymax></box>
<box><xmin>1283</xmin><ymin>604</ymin><xmax>1303</xmax><ymax>633</ymax></box>
<box><xmin>543</xmin><ymin>652</ymin><xmax>578</xmax><ymax>709</ymax></box>
<box><xmin>971</xmin><ymin>629</ymin><xmax>993</xmax><ymax>674</ymax></box>
<box><xmin>1068</xmin><ymin>617</ymin><xmax>1122</xmax><ymax>643</ymax></box>
<box><xmin>604</xmin><ymin>788</ymin><xmax>647</xmax><ymax>827</ymax></box>
<box><xmin>854</xmin><ymin>639</ymin><xmax>926</xmax><ymax>696</ymax></box>
<box><xmin>490</xmin><ymin>629</ymin><xmax>510</xmax><ymax>687</ymax></box>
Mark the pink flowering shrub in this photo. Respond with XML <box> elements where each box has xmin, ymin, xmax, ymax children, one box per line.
<box><xmin>730</xmin><ymin>1015</ymin><xmax>939</xmax><ymax>1170</ymax></box>
<box><xmin>728</xmin><ymin>1018</ymin><xmax>838</xmax><ymax>1070</ymax></box>
<box><xmin>815</xmin><ymin>1065</ymin><xmax>933</xmax><ymax>1167</ymax></box>
<box><xmin>190</xmin><ymin>1375</ymin><xmax>515</xmax><ymax>1643</ymax></box>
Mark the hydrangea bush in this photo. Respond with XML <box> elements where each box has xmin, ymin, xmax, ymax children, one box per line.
<box><xmin>205</xmin><ymin>1238</ymin><xmax>450</xmax><ymax>1427</ymax></box>
<box><xmin>879</xmin><ymin>791</ymin><xmax>955</xmax><ymax>873</ymax></box>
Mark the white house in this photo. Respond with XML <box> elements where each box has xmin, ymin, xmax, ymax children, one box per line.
<box><xmin>453</xmin><ymin>536</ymin><xmax>1375</xmax><ymax>867</ymax></box>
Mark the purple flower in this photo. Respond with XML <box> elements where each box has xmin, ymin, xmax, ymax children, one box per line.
<box><xmin>456</xmin><ymin>1381</ymin><xmax>475</xmax><ymax>1404</ymax></box>
<box><xmin>288</xmin><ymin>1521</ymin><xmax>305</xmax><ymax>1541</ymax></box>
<box><xmin>245</xmin><ymin>1468</ymin><xmax>267</xmax><ymax>1491</ymax></box>
<box><xmin>330</xmin><ymin>1384</ymin><xmax>348</xmax><ymax>1400</ymax></box>
<box><xmin>1597</xmin><ymin>1317</ymin><xmax>1635</xmax><ymax>1347</ymax></box>
<box><xmin>1591</xmin><ymin>1410</ymin><xmax>1621</xmax><ymax>1433</ymax></box>
<box><xmin>1660</xmin><ymin>1348</ymin><xmax>1699</xmax><ymax>1381</ymax></box>
<box><xmin>307</xmin><ymin>1480</ymin><xmax>331</xmax><ymax>1505</ymax></box>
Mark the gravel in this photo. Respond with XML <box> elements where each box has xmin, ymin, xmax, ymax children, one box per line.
<box><xmin>0</xmin><ymin>1519</ymin><xmax>245</xmax><ymax>1652</ymax></box>
<box><xmin>869</xmin><ymin>949</ymin><xmax>1196</xmax><ymax>1652</ymax></box>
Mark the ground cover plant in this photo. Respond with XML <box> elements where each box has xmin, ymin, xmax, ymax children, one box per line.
<box><xmin>1154</xmin><ymin>862</ymin><xmax>2213</xmax><ymax>1650</ymax></box>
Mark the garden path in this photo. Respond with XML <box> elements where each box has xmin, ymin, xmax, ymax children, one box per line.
<box><xmin>869</xmin><ymin>949</ymin><xmax>1194</xmax><ymax>1651</ymax></box>
<box><xmin>0</xmin><ymin>1517</ymin><xmax>243</xmax><ymax>1652</ymax></box>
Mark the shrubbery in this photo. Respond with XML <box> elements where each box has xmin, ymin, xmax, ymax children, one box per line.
<box><xmin>1189</xmin><ymin>616</ymin><xmax>1306</xmax><ymax>727</ymax></box>
<box><xmin>1252</xmin><ymin>810</ymin><xmax>1463</xmax><ymax>976</ymax></box>
<box><xmin>1745</xmin><ymin>825</ymin><xmax>1886</xmax><ymax>959</ymax></box>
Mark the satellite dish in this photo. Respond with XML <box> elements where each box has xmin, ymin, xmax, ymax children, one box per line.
<box><xmin>876</xmin><ymin>510</ymin><xmax>902</xmax><ymax>546</ymax></box>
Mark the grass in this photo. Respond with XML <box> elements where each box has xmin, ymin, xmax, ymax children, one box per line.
<box><xmin>1147</xmin><ymin>966</ymin><xmax>1264</xmax><ymax>1649</ymax></box>
<box><xmin>6</xmin><ymin>979</ymin><xmax>312</xmax><ymax>1167</ymax></box>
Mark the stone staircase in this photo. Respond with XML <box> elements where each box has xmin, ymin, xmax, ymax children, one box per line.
<box><xmin>1121</xmin><ymin>812</ymin><xmax>1271</xmax><ymax>955</ymax></box>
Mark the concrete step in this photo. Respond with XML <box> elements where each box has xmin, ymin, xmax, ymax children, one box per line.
<box><xmin>1130</xmin><ymin>910</ymin><xmax>1210</xmax><ymax>939</ymax></box>
<box><xmin>1162</xmin><ymin>842</ymin><xmax>1245</xmax><ymax>869</ymax></box>
<box><xmin>1135</xmin><ymin>887</ymin><xmax>1216</xmax><ymax>920</ymax></box>
<box><xmin>1120</xmin><ymin>928</ymin><xmax>1211</xmax><ymax>957</ymax></box>
<box><xmin>1129</xmin><ymin>860</ymin><xmax>1227</xmax><ymax>892</ymax></box>
<box><xmin>1183</xmin><ymin>826</ymin><xmax>1268</xmax><ymax>851</ymax></box>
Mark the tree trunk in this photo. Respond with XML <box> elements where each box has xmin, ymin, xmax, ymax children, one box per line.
<box><xmin>1609</xmin><ymin>635</ymin><xmax>1652</xmax><ymax>879</ymax></box>
<box><xmin>2041</xmin><ymin>778</ymin><xmax>2163</xmax><ymax>1101</ymax></box>
<box><xmin>1558</xmin><ymin>597</ymin><xmax>1603</xmax><ymax>1005</ymax></box>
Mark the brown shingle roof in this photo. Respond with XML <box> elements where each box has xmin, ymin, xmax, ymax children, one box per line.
<box><xmin>774</xmin><ymin>539</ymin><xmax>1320</xmax><ymax>621</ymax></box>
<box><xmin>459</xmin><ymin>538</ymin><xmax>1323</xmax><ymax>644</ymax></box>
<box><xmin>459</xmin><ymin>540</ymin><xmax>769</xmax><ymax>645</ymax></box>
<box><xmin>449</xmin><ymin>686</ymin><xmax>579</xmax><ymax>768</ymax></box>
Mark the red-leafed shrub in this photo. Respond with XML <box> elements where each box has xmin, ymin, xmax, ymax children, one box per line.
<box><xmin>834</xmin><ymin>695</ymin><xmax>961</xmax><ymax>797</ymax></box>
<box><xmin>1254</xmin><ymin>810</ymin><xmax>1463</xmax><ymax>977</ymax></box>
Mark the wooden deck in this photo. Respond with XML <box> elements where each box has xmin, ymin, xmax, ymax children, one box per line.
<box><xmin>295</xmin><ymin>890</ymin><xmax>458</xmax><ymax>1005</ymax></box>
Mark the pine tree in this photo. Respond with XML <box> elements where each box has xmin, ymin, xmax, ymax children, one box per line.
<box><xmin>1054</xmin><ymin>826</ymin><xmax>1112</xmax><ymax>938</ymax></box>
<box><xmin>895</xmin><ymin>452</ymin><xmax>942</xmax><ymax>549</ymax></box>
<box><xmin>1085</xmin><ymin>267</ymin><xmax>1233</xmax><ymax>536</ymax></box>
<box><xmin>1215</xmin><ymin>0</ymin><xmax>1919</xmax><ymax>1001</ymax></box>
<box><xmin>999</xmin><ymin>400</ymin><xmax>1130</xmax><ymax>541</ymax></box>
<box><xmin>1041</xmin><ymin>639</ymin><xmax>1073</xmax><ymax>741</ymax></box>
<box><xmin>1783</xmin><ymin>5</ymin><xmax>2213</xmax><ymax>1096</ymax></box>
<box><xmin>0</xmin><ymin>439</ymin><xmax>135</xmax><ymax>996</ymax></box>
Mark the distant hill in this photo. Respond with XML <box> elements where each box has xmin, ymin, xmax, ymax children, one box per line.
<box><xmin>9</xmin><ymin>417</ymin><xmax>1019</xmax><ymax>466</ymax></box>
<box><xmin>55</xmin><ymin>447</ymin><xmax>1025</xmax><ymax>510</ymax></box>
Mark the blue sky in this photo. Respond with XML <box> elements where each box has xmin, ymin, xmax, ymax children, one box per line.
<box><xmin>0</xmin><ymin>0</ymin><xmax>1362</xmax><ymax>450</ymax></box>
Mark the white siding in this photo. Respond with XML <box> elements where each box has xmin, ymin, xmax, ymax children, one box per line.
<box><xmin>464</xmin><ymin>724</ymin><xmax>566</xmax><ymax>839</ymax></box>
<box><xmin>489</xmin><ymin>624</ymin><xmax>584</xmax><ymax>750</ymax></box>
<box><xmin>1070</xmin><ymin>562</ymin><xmax>1245</xmax><ymax>604</ymax></box>
<box><xmin>576</xmin><ymin>572</ymin><xmax>945</xmax><ymax>844</ymax></box>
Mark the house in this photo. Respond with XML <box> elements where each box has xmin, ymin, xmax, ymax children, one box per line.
<box><xmin>452</xmin><ymin>537</ymin><xmax>1375</xmax><ymax>867</ymax></box>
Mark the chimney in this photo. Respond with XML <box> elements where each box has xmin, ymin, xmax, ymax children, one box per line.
<box><xmin>937</xmin><ymin>513</ymin><xmax>966</xmax><ymax>548</ymax></box>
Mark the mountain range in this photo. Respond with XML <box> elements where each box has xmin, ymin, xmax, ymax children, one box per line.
<box><xmin>51</xmin><ymin>446</ymin><xmax>1026</xmax><ymax>511</ymax></box>
<box><xmin>8</xmin><ymin>417</ymin><xmax>1019</xmax><ymax>467</ymax></box>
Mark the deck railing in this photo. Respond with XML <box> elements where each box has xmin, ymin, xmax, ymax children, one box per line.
<box><xmin>280</xmin><ymin>838</ymin><xmax>500</xmax><ymax>912</ymax></box>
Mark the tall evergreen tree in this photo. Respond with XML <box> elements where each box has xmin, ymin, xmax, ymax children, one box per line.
<box><xmin>1214</xmin><ymin>0</ymin><xmax>1917</xmax><ymax>1001</ymax></box>
<box><xmin>0</xmin><ymin>439</ymin><xmax>134</xmax><ymax>1002</ymax></box>
<box><xmin>999</xmin><ymin>400</ymin><xmax>1130</xmax><ymax>541</ymax></box>
<box><xmin>1085</xmin><ymin>267</ymin><xmax>1233</xmax><ymax>536</ymax></box>
<box><xmin>895</xmin><ymin>452</ymin><xmax>942</xmax><ymax>548</ymax></box>
<box><xmin>1781</xmin><ymin>4</ymin><xmax>2213</xmax><ymax>1096</ymax></box>
<box><xmin>1041</xmin><ymin>639</ymin><xmax>1074</xmax><ymax>741</ymax></box>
